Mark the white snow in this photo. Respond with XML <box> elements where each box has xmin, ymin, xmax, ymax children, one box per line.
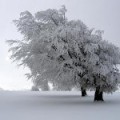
<box><xmin>0</xmin><ymin>91</ymin><xmax>120</xmax><ymax>120</ymax></box>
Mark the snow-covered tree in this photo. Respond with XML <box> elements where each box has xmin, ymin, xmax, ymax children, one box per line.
<box><xmin>7</xmin><ymin>6</ymin><xmax>120</xmax><ymax>101</ymax></box>
<box><xmin>92</xmin><ymin>39</ymin><xmax>120</xmax><ymax>101</ymax></box>
<box><xmin>7</xmin><ymin>6</ymin><xmax>68</xmax><ymax>91</ymax></box>
<box><xmin>75</xmin><ymin>30</ymin><xmax>120</xmax><ymax>101</ymax></box>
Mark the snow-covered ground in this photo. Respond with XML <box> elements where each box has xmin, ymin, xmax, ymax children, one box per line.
<box><xmin>0</xmin><ymin>91</ymin><xmax>120</xmax><ymax>120</ymax></box>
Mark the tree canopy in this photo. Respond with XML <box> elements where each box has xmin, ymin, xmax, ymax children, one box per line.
<box><xmin>7</xmin><ymin>6</ymin><xmax>120</xmax><ymax>101</ymax></box>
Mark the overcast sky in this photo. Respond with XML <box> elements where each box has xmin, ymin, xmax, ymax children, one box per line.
<box><xmin>0</xmin><ymin>0</ymin><xmax>120</xmax><ymax>90</ymax></box>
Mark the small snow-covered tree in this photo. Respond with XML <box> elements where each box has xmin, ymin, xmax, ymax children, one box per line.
<box><xmin>92</xmin><ymin>39</ymin><xmax>120</xmax><ymax>101</ymax></box>
<box><xmin>77</xmin><ymin>30</ymin><xmax>120</xmax><ymax>101</ymax></box>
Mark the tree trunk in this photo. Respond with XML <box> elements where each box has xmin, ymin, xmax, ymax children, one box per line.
<box><xmin>41</xmin><ymin>81</ymin><xmax>49</xmax><ymax>91</ymax></box>
<box><xmin>94</xmin><ymin>86</ymin><xmax>104</xmax><ymax>101</ymax></box>
<box><xmin>81</xmin><ymin>87</ymin><xmax>87</xmax><ymax>97</ymax></box>
<box><xmin>42</xmin><ymin>85</ymin><xmax>49</xmax><ymax>91</ymax></box>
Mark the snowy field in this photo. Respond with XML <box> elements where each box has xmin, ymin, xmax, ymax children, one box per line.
<box><xmin>0</xmin><ymin>91</ymin><xmax>120</xmax><ymax>120</ymax></box>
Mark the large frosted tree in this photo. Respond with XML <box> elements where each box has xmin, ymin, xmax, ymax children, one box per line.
<box><xmin>7</xmin><ymin>6</ymin><xmax>120</xmax><ymax>101</ymax></box>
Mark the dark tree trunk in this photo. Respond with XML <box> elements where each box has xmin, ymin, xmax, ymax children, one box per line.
<box><xmin>81</xmin><ymin>87</ymin><xmax>87</xmax><ymax>97</ymax></box>
<box><xmin>94</xmin><ymin>86</ymin><xmax>104</xmax><ymax>101</ymax></box>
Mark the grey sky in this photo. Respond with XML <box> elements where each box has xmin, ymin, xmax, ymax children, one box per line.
<box><xmin>0</xmin><ymin>0</ymin><xmax>120</xmax><ymax>90</ymax></box>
